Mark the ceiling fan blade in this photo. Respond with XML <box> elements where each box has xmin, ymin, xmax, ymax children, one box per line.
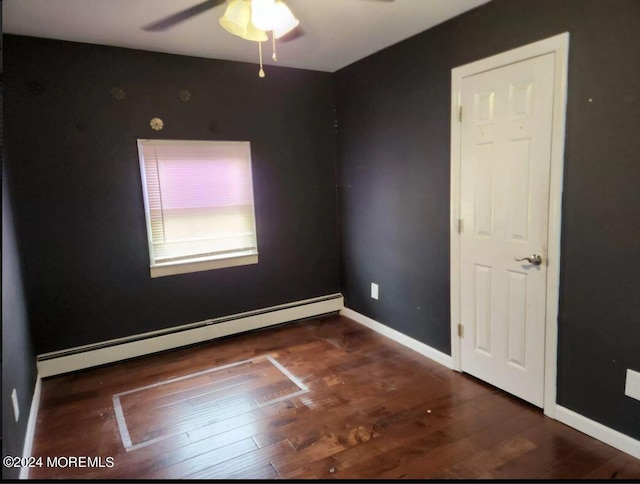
<box><xmin>278</xmin><ymin>25</ymin><xmax>305</xmax><ymax>43</ymax></box>
<box><xmin>142</xmin><ymin>0</ymin><xmax>226</xmax><ymax>32</ymax></box>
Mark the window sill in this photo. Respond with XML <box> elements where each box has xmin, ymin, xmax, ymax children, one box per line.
<box><xmin>150</xmin><ymin>252</ymin><xmax>258</xmax><ymax>278</ymax></box>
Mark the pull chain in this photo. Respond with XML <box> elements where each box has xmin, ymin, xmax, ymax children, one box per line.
<box><xmin>258</xmin><ymin>41</ymin><xmax>265</xmax><ymax>78</ymax></box>
<box><xmin>272</xmin><ymin>32</ymin><xmax>277</xmax><ymax>61</ymax></box>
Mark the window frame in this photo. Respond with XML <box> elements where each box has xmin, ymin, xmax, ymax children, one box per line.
<box><xmin>137</xmin><ymin>139</ymin><xmax>259</xmax><ymax>278</ymax></box>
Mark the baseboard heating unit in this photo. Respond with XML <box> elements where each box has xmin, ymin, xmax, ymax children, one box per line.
<box><xmin>37</xmin><ymin>293</ymin><xmax>344</xmax><ymax>377</ymax></box>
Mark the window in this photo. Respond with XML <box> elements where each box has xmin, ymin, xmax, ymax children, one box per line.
<box><xmin>137</xmin><ymin>139</ymin><xmax>258</xmax><ymax>277</ymax></box>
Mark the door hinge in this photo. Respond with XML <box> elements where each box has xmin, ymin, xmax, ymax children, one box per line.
<box><xmin>458</xmin><ymin>324</ymin><xmax>464</xmax><ymax>338</ymax></box>
<box><xmin>458</xmin><ymin>105</ymin><xmax>462</xmax><ymax>122</ymax></box>
<box><xmin>457</xmin><ymin>219</ymin><xmax>464</xmax><ymax>234</ymax></box>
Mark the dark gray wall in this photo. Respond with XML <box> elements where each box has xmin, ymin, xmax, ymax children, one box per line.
<box><xmin>2</xmin><ymin>167</ymin><xmax>38</xmax><ymax>479</ymax></box>
<box><xmin>3</xmin><ymin>20</ymin><xmax>38</xmax><ymax>477</ymax></box>
<box><xmin>4</xmin><ymin>35</ymin><xmax>339</xmax><ymax>355</ymax></box>
<box><xmin>336</xmin><ymin>0</ymin><xmax>640</xmax><ymax>440</ymax></box>
<box><xmin>3</xmin><ymin>0</ymin><xmax>640</xmax><ymax>451</ymax></box>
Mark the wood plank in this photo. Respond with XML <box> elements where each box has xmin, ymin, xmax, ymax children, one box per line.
<box><xmin>28</xmin><ymin>315</ymin><xmax>640</xmax><ymax>480</ymax></box>
<box><xmin>147</xmin><ymin>437</ymin><xmax>258</xmax><ymax>479</ymax></box>
<box><xmin>582</xmin><ymin>453</ymin><xmax>640</xmax><ymax>479</ymax></box>
<box><xmin>187</xmin><ymin>440</ymin><xmax>294</xmax><ymax>479</ymax></box>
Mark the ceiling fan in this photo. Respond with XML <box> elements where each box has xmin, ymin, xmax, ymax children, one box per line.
<box><xmin>142</xmin><ymin>0</ymin><xmax>393</xmax><ymax>77</ymax></box>
<box><xmin>143</xmin><ymin>0</ymin><xmax>228</xmax><ymax>33</ymax></box>
<box><xmin>142</xmin><ymin>0</ymin><xmax>393</xmax><ymax>37</ymax></box>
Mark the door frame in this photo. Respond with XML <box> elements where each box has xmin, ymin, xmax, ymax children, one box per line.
<box><xmin>450</xmin><ymin>32</ymin><xmax>569</xmax><ymax>417</ymax></box>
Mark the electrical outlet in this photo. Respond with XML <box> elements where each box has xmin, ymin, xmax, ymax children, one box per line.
<box><xmin>625</xmin><ymin>369</ymin><xmax>640</xmax><ymax>402</ymax></box>
<box><xmin>371</xmin><ymin>283</ymin><xmax>379</xmax><ymax>300</ymax></box>
<box><xmin>11</xmin><ymin>388</ymin><xmax>20</xmax><ymax>422</ymax></box>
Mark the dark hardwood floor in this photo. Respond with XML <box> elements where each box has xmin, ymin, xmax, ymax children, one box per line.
<box><xmin>28</xmin><ymin>315</ymin><xmax>640</xmax><ymax>479</ymax></box>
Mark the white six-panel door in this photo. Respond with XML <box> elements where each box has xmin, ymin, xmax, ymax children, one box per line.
<box><xmin>458</xmin><ymin>53</ymin><xmax>555</xmax><ymax>407</ymax></box>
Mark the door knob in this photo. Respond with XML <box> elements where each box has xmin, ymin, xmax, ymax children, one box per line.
<box><xmin>515</xmin><ymin>254</ymin><xmax>542</xmax><ymax>265</ymax></box>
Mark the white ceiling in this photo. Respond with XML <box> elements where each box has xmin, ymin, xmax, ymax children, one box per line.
<box><xmin>3</xmin><ymin>0</ymin><xmax>490</xmax><ymax>72</ymax></box>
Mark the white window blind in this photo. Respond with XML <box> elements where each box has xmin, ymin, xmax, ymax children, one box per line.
<box><xmin>137</xmin><ymin>139</ymin><xmax>258</xmax><ymax>277</ymax></box>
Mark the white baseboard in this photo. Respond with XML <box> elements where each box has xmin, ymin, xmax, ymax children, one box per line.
<box><xmin>555</xmin><ymin>405</ymin><xmax>640</xmax><ymax>459</ymax></box>
<box><xmin>37</xmin><ymin>294</ymin><xmax>343</xmax><ymax>378</ymax></box>
<box><xmin>19</xmin><ymin>376</ymin><xmax>42</xmax><ymax>480</ymax></box>
<box><xmin>33</xmin><ymin>298</ymin><xmax>640</xmax><ymax>462</ymax></box>
<box><xmin>341</xmin><ymin>308</ymin><xmax>640</xmax><ymax>460</ymax></box>
<box><xmin>340</xmin><ymin>308</ymin><xmax>453</xmax><ymax>369</ymax></box>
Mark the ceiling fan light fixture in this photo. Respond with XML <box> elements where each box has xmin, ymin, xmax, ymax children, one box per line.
<box><xmin>250</xmin><ymin>0</ymin><xmax>277</xmax><ymax>32</ymax></box>
<box><xmin>240</xmin><ymin>13</ymin><xmax>268</xmax><ymax>41</ymax></box>
<box><xmin>220</xmin><ymin>0</ymin><xmax>267</xmax><ymax>42</ymax></box>
<box><xmin>272</xmin><ymin>1</ymin><xmax>299</xmax><ymax>39</ymax></box>
<box><xmin>219</xmin><ymin>0</ymin><xmax>299</xmax><ymax>78</ymax></box>
<box><xmin>219</xmin><ymin>0</ymin><xmax>251</xmax><ymax>38</ymax></box>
